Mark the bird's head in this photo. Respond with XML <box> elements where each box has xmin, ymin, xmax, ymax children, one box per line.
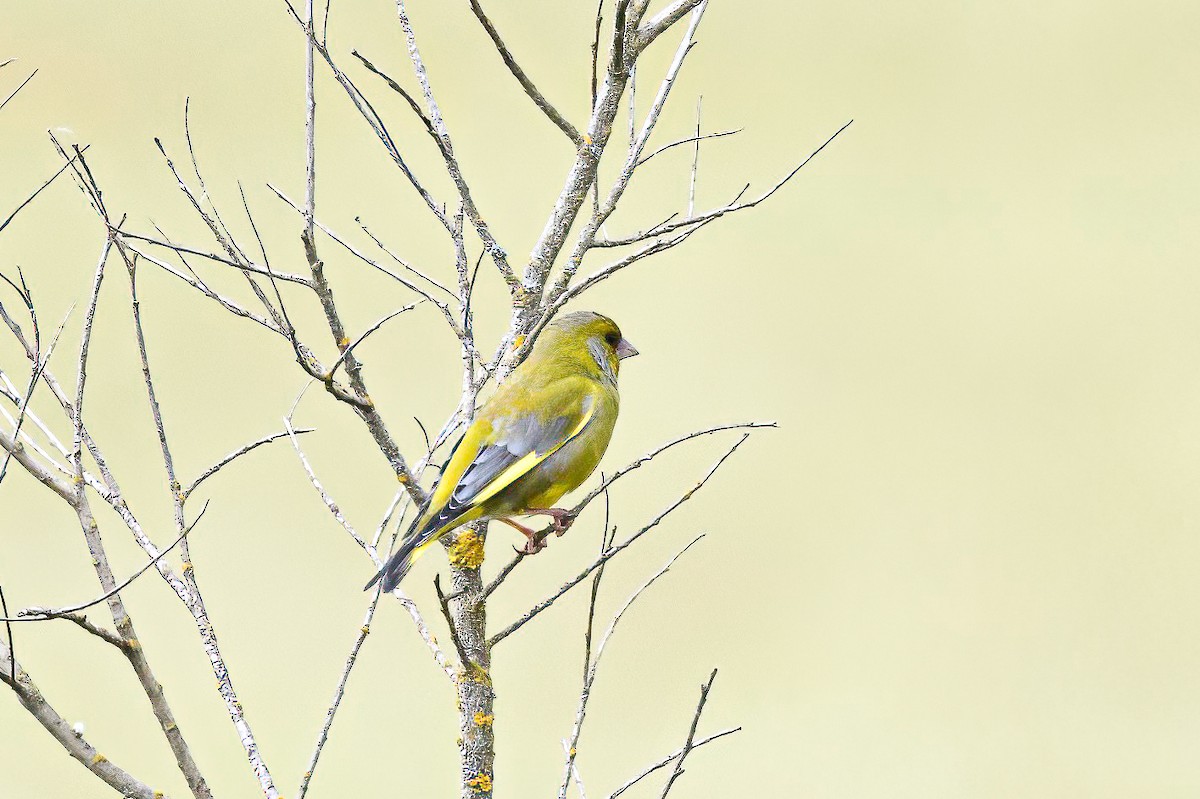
<box><xmin>534</xmin><ymin>310</ymin><xmax>638</xmax><ymax>384</ymax></box>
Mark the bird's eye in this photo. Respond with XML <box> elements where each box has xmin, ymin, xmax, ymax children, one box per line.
<box><xmin>604</xmin><ymin>332</ymin><xmax>620</xmax><ymax>347</ymax></box>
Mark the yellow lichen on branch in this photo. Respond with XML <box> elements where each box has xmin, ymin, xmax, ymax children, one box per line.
<box><xmin>467</xmin><ymin>773</ymin><xmax>493</xmax><ymax>793</ymax></box>
<box><xmin>448</xmin><ymin>529</ymin><xmax>485</xmax><ymax>568</ymax></box>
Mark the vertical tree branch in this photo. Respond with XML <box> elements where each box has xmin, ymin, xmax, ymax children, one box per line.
<box><xmin>70</xmin><ymin>239</ymin><xmax>215</xmax><ymax>799</ymax></box>
<box><xmin>519</xmin><ymin>0</ymin><xmax>707</xmax><ymax>337</ymax></box>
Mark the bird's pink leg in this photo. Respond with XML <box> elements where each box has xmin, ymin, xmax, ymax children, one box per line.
<box><xmin>522</xmin><ymin>507</ymin><xmax>577</xmax><ymax>537</ymax></box>
<box><xmin>498</xmin><ymin>517</ymin><xmax>548</xmax><ymax>555</ymax></box>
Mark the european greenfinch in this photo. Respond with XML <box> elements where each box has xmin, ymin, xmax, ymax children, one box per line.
<box><xmin>367</xmin><ymin>311</ymin><xmax>638</xmax><ymax>591</ymax></box>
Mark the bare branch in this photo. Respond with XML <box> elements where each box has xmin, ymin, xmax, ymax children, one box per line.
<box><xmin>6</xmin><ymin>518</ymin><xmax>199</xmax><ymax>623</ymax></box>
<box><xmin>434</xmin><ymin>573</ymin><xmax>473</xmax><ymax>667</ymax></box>
<box><xmin>153</xmin><ymin>137</ymin><xmax>287</xmax><ymax>330</ymax></box>
<box><xmin>0</xmin><ymin>284</ymin><xmax>72</xmax><ymax>489</ymax></box>
<box><xmin>489</xmin><ymin>433</ymin><xmax>753</xmax><ymax>646</ymax></box>
<box><xmin>126</xmin><ymin>247</ymin><xmax>285</xmax><ymax>333</ymax></box>
<box><xmin>0</xmin><ymin>144</ymin><xmax>89</xmax><ymax>235</ymax></box>
<box><xmin>268</xmin><ymin>185</ymin><xmax>472</xmax><ymax>350</ymax></box>
<box><xmin>1</xmin><ymin>585</ymin><xmax>13</xmax><ymax>691</ymax></box>
<box><xmin>394</xmin><ymin>1</ymin><xmax>519</xmax><ymax>289</ymax></box>
<box><xmin>542</xmin><ymin>1</ymin><xmax>708</xmax><ymax>316</ymax></box>
<box><xmin>264</xmin><ymin>185</ymin><xmax>428</xmax><ymax>497</ymax></box>
<box><xmin>635</xmin><ymin>0</ymin><xmax>704</xmax><ymax>49</ymax></box>
<box><xmin>0</xmin><ymin>67</ymin><xmax>36</xmax><ymax>113</ymax></box>
<box><xmin>607</xmin><ymin>727</ymin><xmax>740</xmax><ymax>798</ymax></box>
<box><xmin>0</xmin><ymin>378</ymin><xmax>72</xmax><ymax>478</ymax></box>
<box><xmin>596</xmin><ymin>119</ymin><xmax>853</xmax><ymax>248</ymax></box>
<box><xmin>688</xmin><ymin>96</ymin><xmax>701</xmax><ymax>216</ymax></box>
<box><xmin>183</xmin><ymin>428</ymin><xmax>314</xmax><ymax>500</ymax></box>
<box><xmin>357</xmin><ymin>216</ymin><xmax>456</xmax><ymax>298</ymax></box>
<box><xmin>561</xmin><ymin>739</ymin><xmax>589</xmax><ymax>799</ymax></box>
<box><xmin>351</xmin><ymin>49</ymin><xmax>438</xmax><ymax>141</ymax></box>
<box><xmin>304</xmin><ymin>0</ymin><xmax>317</xmax><ymax>238</ymax></box>
<box><xmin>120</xmin><ymin>233</ymin><xmax>314</xmax><ymax>286</ymax></box>
<box><xmin>541</xmin><ymin>221</ymin><xmax>709</xmax><ymax>327</ymax></box>
<box><xmin>52</xmin><ymin>612</ymin><xmax>126</xmax><ymax>649</ymax></box>
<box><xmin>466</xmin><ymin>0</ymin><xmax>584</xmax><ymax>144</ymax></box>
<box><xmin>327</xmin><ymin>300</ymin><xmax>423</xmax><ymax>380</ymax></box>
<box><xmin>1</xmin><ymin>644</ymin><xmax>165</xmax><ymax>799</ymax></box>
<box><xmin>517</xmin><ymin>0</ymin><xmax>696</xmax><ymax>329</ymax></box>
<box><xmin>0</xmin><ymin>426</ymin><xmax>75</xmax><ymax>501</ymax></box>
<box><xmin>286</xmin><ymin>412</ymin><xmax>371</xmax><ymax>551</ymax></box>
<box><xmin>283</xmin><ymin>395</ymin><xmax>455</xmax><ymax>681</ymax></box>
<box><xmin>559</xmin><ymin>535</ymin><xmax>703</xmax><ymax>799</ymax></box>
<box><xmin>481</xmin><ymin>422</ymin><xmax>773</xmax><ymax>602</ymax></box>
<box><xmin>658</xmin><ymin>669</ymin><xmax>718</xmax><ymax>798</ymax></box>
<box><xmin>634</xmin><ymin>127</ymin><xmax>740</xmax><ymax>169</ymax></box>
<box><xmin>296</xmin><ymin>592</ymin><xmax>382</xmax><ymax>799</ymax></box>
<box><xmin>281</xmin><ymin>1</ymin><xmax>451</xmax><ymax>229</ymax></box>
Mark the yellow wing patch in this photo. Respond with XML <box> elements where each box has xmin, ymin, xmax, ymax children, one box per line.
<box><xmin>470</xmin><ymin>401</ymin><xmax>595</xmax><ymax>506</ymax></box>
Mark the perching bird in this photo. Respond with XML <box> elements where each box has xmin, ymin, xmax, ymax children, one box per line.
<box><xmin>367</xmin><ymin>311</ymin><xmax>638</xmax><ymax>592</ymax></box>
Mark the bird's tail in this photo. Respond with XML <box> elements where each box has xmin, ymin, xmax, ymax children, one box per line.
<box><xmin>364</xmin><ymin>526</ymin><xmax>440</xmax><ymax>593</ymax></box>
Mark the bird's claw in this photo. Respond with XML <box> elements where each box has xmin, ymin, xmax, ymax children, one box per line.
<box><xmin>517</xmin><ymin>536</ymin><xmax>548</xmax><ymax>556</ymax></box>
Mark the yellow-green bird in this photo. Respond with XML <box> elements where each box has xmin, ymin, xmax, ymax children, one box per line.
<box><xmin>367</xmin><ymin>311</ymin><xmax>638</xmax><ymax>592</ymax></box>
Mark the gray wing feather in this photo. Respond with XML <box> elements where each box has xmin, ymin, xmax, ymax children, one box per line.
<box><xmin>420</xmin><ymin>413</ymin><xmax>572</xmax><ymax>535</ymax></box>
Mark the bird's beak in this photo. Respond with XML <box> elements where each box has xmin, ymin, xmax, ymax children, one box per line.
<box><xmin>615</xmin><ymin>337</ymin><xmax>639</xmax><ymax>360</ymax></box>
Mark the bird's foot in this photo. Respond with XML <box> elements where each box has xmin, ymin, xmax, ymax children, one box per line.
<box><xmin>525</xmin><ymin>507</ymin><xmax>577</xmax><ymax>537</ymax></box>
<box><xmin>499</xmin><ymin>517</ymin><xmax>549</xmax><ymax>555</ymax></box>
<box><xmin>518</xmin><ymin>536</ymin><xmax>549</xmax><ymax>555</ymax></box>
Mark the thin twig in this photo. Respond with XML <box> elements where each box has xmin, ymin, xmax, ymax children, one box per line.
<box><xmin>0</xmin><ymin>585</ymin><xmax>13</xmax><ymax>687</ymax></box>
<box><xmin>0</xmin><ymin>67</ymin><xmax>36</xmax><ymax>114</ymax></box>
<box><xmin>0</xmin><ymin>145</ymin><xmax>89</xmax><ymax>236</ymax></box>
<box><xmin>281</xmin><ymin>1</ymin><xmax>451</xmax><ymax>230</ymax></box>
<box><xmin>434</xmin><ymin>573</ymin><xmax>472</xmax><ymax>666</ymax></box>
<box><xmin>283</xmin><ymin>390</ymin><xmax>454</xmax><ymax>681</ymax></box>
<box><xmin>561</xmin><ymin>739</ymin><xmax>589</xmax><ymax>799</ymax></box>
<box><xmin>559</xmin><ymin>534</ymin><xmax>703</xmax><ymax>799</ymax></box>
<box><xmin>296</xmin><ymin>590</ymin><xmax>382</xmax><ymax>799</ymax></box>
<box><xmin>595</xmin><ymin>119</ymin><xmax>853</xmax><ymax>249</ymax></box>
<box><xmin>395</xmin><ymin>1</ymin><xmax>518</xmax><ymax>289</ymax></box>
<box><xmin>286</xmin><ymin>410</ymin><xmax>370</xmax><ymax>552</ymax></box>
<box><xmin>6</xmin><ymin>518</ymin><xmax>201</xmax><ymax>623</ymax></box>
<box><xmin>489</xmin><ymin>434</ymin><xmax>752</xmax><ymax>646</ymax></box>
<box><xmin>635</xmin><ymin>128</ymin><xmax>740</xmax><ymax>169</ymax></box>
<box><xmin>182</xmin><ymin>428</ymin><xmax>314</xmax><ymax>500</ymax></box>
<box><xmin>120</xmin><ymin>234</ymin><xmax>313</xmax><ymax>286</ymax></box>
<box><xmin>357</xmin><ymin>217</ymin><xmax>456</xmax><ymax>298</ymax></box>
<box><xmin>658</xmin><ymin>669</ymin><xmax>718</xmax><ymax>798</ymax></box>
<box><xmin>326</xmin><ymin>300</ymin><xmax>423</xmax><ymax>379</ymax></box>
<box><xmin>268</xmin><ymin>185</ymin><xmax>475</xmax><ymax>356</ymax></box>
<box><xmin>607</xmin><ymin>727</ymin><xmax>740</xmax><ymax>798</ymax></box>
<box><xmin>688</xmin><ymin>96</ymin><xmax>701</xmax><ymax>216</ymax></box>
<box><xmin>467</xmin><ymin>0</ymin><xmax>583</xmax><ymax>144</ymax></box>
<box><xmin>125</xmin><ymin>247</ymin><xmax>284</xmax><ymax>333</ymax></box>
<box><xmin>304</xmin><ymin>0</ymin><xmax>317</xmax><ymax>239</ymax></box>
<box><xmin>482</xmin><ymin>422</ymin><xmax>774</xmax><ymax>600</ymax></box>
<box><xmin>53</xmin><ymin>612</ymin><xmax>126</xmax><ymax>649</ymax></box>
<box><xmin>539</xmin><ymin>1</ymin><xmax>709</xmax><ymax>322</ymax></box>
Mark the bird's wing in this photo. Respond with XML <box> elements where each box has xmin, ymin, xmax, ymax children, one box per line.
<box><xmin>418</xmin><ymin>388</ymin><xmax>596</xmax><ymax>537</ymax></box>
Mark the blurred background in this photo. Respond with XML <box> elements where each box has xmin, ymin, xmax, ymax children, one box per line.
<box><xmin>3</xmin><ymin>1</ymin><xmax>1199</xmax><ymax>797</ymax></box>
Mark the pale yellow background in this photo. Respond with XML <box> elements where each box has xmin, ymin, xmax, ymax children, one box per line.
<box><xmin>2</xmin><ymin>2</ymin><xmax>1199</xmax><ymax>797</ymax></box>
